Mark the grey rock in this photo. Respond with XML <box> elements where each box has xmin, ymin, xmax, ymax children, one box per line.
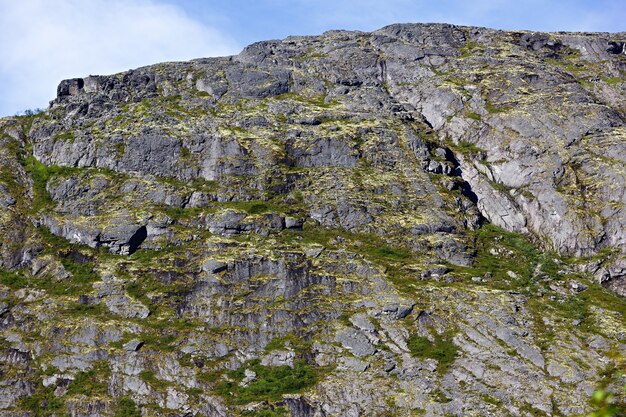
<box><xmin>570</xmin><ymin>281</ymin><xmax>588</xmax><ymax>292</ymax></box>
<box><xmin>241</xmin><ymin>369</ymin><xmax>257</xmax><ymax>387</ymax></box>
<box><xmin>123</xmin><ymin>339</ymin><xmax>144</xmax><ymax>352</ymax></box>
<box><xmin>285</xmin><ymin>216</ymin><xmax>304</xmax><ymax>229</ymax></box>
<box><xmin>0</xmin><ymin>185</ymin><xmax>15</xmax><ymax>207</ymax></box>
<box><xmin>201</xmin><ymin>259</ymin><xmax>228</xmax><ymax>274</ymax></box>
<box><xmin>261</xmin><ymin>350</ymin><xmax>295</xmax><ymax>368</ymax></box>
<box><xmin>304</xmin><ymin>245</ymin><xmax>325</xmax><ymax>258</ymax></box>
<box><xmin>336</xmin><ymin>328</ymin><xmax>377</xmax><ymax>357</ymax></box>
<box><xmin>104</xmin><ymin>295</ymin><xmax>150</xmax><ymax>319</ymax></box>
<box><xmin>339</xmin><ymin>356</ymin><xmax>370</xmax><ymax>372</ymax></box>
<box><xmin>0</xmin><ymin>379</ymin><xmax>33</xmax><ymax>410</ymax></box>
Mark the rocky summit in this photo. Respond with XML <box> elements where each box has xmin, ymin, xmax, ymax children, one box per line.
<box><xmin>1</xmin><ymin>23</ymin><xmax>625</xmax><ymax>417</ymax></box>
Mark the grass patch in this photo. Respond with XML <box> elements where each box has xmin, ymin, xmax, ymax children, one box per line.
<box><xmin>550</xmin><ymin>282</ymin><xmax>625</xmax><ymax>332</ymax></box>
<box><xmin>37</xmin><ymin>247</ymin><xmax>100</xmax><ymax>296</ymax></box>
<box><xmin>59</xmin><ymin>252</ymin><xmax>99</xmax><ymax>284</ymax></box>
<box><xmin>140</xmin><ymin>332</ymin><xmax>177</xmax><ymax>352</ymax></box>
<box><xmin>0</xmin><ymin>268</ymin><xmax>28</xmax><ymax>289</ymax></box>
<box><xmin>1</xmin><ymin>235</ymin><xmax>101</xmax><ymax>296</ymax></box>
<box><xmin>61</xmin><ymin>302</ymin><xmax>108</xmax><ymax>317</ymax></box>
<box><xmin>220</xmin><ymin>200</ymin><xmax>289</xmax><ymax>215</ymax></box>
<box><xmin>20</xmin><ymin>384</ymin><xmax>65</xmax><ymax>416</ymax></box>
<box><xmin>22</xmin><ymin>155</ymin><xmax>54</xmax><ymax>211</ymax></box>
<box><xmin>451</xmin><ymin>223</ymin><xmax>560</xmax><ymax>293</ymax></box>
<box><xmin>466</xmin><ymin>111</ymin><xmax>482</xmax><ymax>121</ymax></box>
<box><xmin>21</xmin><ymin>155</ymin><xmax>82</xmax><ymax>212</ymax></box>
<box><xmin>455</xmin><ymin>140</ymin><xmax>484</xmax><ymax>157</ymax></box>
<box><xmin>197</xmin><ymin>368</ymin><xmax>224</xmax><ymax>384</ymax></box>
<box><xmin>602</xmin><ymin>76</ymin><xmax>622</xmax><ymax>85</ymax></box>
<box><xmin>407</xmin><ymin>332</ymin><xmax>458</xmax><ymax>374</ymax></box>
<box><xmin>215</xmin><ymin>359</ymin><xmax>317</xmax><ymax>404</ymax></box>
<box><xmin>139</xmin><ymin>369</ymin><xmax>169</xmax><ymax>390</ymax></box>
<box><xmin>363</xmin><ymin>246</ymin><xmax>411</xmax><ymax>262</ymax></box>
<box><xmin>66</xmin><ymin>361</ymin><xmax>110</xmax><ymax>397</ymax></box>
<box><xmin>264</xmin><ymin>333</ymin><xmax>314</xmax><ymax>355</ymax></box>
<box><xmin>274</xmin><ymin>92</ymin><xmax>339</xmax><ymax>109</ymax></box>
<box><xmin>161</xmin><ymin>206</ymin><xmax>204</xmax><ymax>220</ymax></box>
<box><xmin>485</xmin><ymin>100</ymin><xmax>511</xmax><ymax>114</ymax></box>
<box><xmin>115</xmin><ymin>397</ymin><xmax>142</xmax><ymax>417</ymax></box>
<box><xmin>459</xmin><ymin>41</ymin><xmax>481</xmax><ymax>58</ymax></box>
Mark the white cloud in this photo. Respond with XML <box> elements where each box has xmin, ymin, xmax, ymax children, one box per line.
<box><xmin>0</xmin><ymin>0</ymin><xmax>240</xmax><ymax>115</ymax></box>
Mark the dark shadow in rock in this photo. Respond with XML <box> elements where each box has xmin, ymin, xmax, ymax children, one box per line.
<box><xmin>127</xmin><ymin>226</ymin><xmax>147</xmax><ymax>255</ymax></box>
<box><xmin>460</xmin><ymin>181</ymin><xmax>479</xmax><ymax>206</ymax></box>
<box><xmin>607</xmin><ymin>41</ymin><xmax>625</xmax><ymax>55</ymax></box>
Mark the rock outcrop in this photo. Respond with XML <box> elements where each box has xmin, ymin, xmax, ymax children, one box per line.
<box><xmin>0</xmin><ymin>23</ymin><xmax>625</xmax><ymax>416</ymax></box>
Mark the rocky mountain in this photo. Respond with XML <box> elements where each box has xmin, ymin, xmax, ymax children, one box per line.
<box><xmin>0</xmin><ymin>23</ymin><xmax>625</xmax><ymax>416</ymax></box>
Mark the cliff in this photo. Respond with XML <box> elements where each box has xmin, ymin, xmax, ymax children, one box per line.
<box><xmin>0</xmin><ymin>23</ymin><xmax>625</xmax><ymax>416</ymax></box>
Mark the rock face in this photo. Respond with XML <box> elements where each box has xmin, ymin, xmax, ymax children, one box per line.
<box><xmin>0</xmin><ymin>23</ymin><xmax>625</xmax><ymax>416</ymax></box>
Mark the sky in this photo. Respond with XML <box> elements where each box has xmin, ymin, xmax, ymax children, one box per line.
<box><xmin>0</xmin><ymin>0</ymin><xmax>624</xmax><ymax>116</ymax></box>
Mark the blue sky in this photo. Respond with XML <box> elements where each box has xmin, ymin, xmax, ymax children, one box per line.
<box><xmin>1</xmin><ymin>0</ymin><xmax>624</xmax><ymax>116</ymax></box>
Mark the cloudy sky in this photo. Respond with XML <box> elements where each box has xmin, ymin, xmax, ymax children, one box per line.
<box><xmin>0</xmin><ymin>0</ymin><xmax>624</xmax><ymax>116</ymax></box>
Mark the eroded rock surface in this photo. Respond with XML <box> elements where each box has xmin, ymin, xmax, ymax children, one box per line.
<box><xmin>0</xmin><ymin>23</ymin><xmax>625</xmax><ymax>416</ymax></box>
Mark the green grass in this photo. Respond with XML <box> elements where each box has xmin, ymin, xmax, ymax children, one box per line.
<box><xmin>481</xmin><ymin>394</ymin><xmax>502</xmax><ymax>406</ymax></box>
<box><xmin>114</xmin><ymin>397</ymin><xmax>142</xmax><ymax>417</ymax></box>
<box><xmin>549</xmin><ymin>282</ymin><xmax>626</xmax><ymax>332</ymax></box>
<box><xmin>278</xmin><ymin>224</ymin><xmax>418</xmax><ymax>294</ymax></box>
<box><xmin>485</xmin><ymin>100</ymin><xmax>511</xmax><ymax>114</ymax></box>
<box><xmin>59</xmin><ymin>253</ymin><xmax>99</xmax><ymax>283</ymax></box>
<box><xmin>66</xmin><ymin>361</ymin><xmax>110</xmax><ymax>397</ymax></box>
<box><xmin>459</xmin><ymin>41</ymin><xmax>481</xmax><ymax>58</ymax></box>
<box><xmin>0</xmin><ymin>268</ymin><xmax>28</xmax><ymax>289</ymax></box>
<box><xmin>451</xmin><ymin>223</ymin><xmax>560</xmax><ymax>293</ymax></box>
<box><xmin>53</xmin><ymin>131</ymin><xmax>75</xmax><ymax>142</ymax></box>
<box><xmin>265</xmin><ymin>333</ymin><xmax>313</xmax><ymax>353</ymax></box>
<box><xmin>139</xmin><ymin>332</ymin><xmax>178</xmax><ymax>352</ymax></box>
<box><xmin>455</xmin><ymin>140</ymin><xmax>484</xmax><ymax>157</ymax></box>
<box><xmin>220</xmin><ymin>200</ymin><xmax>288</xmax><ymax>215</ymax></box>
<box><xmin>466</xmin><ymin>111</ymin><xmax>482</xmax><ymax>122</ymax></box>
<box><xmin>602</xmin><ymin>76</ymin><xmax>622</xmax><ymax>86</ymax></box>
<box><xmin>39</xmin><ymin>249</ymin><xmax>100</xmax><ymax>296</ymax></box>
<box><xmin>0</xmin><ymin>243</ymin><xmax>101</xmax><ymax>297</ymax></box>
<box><xmin>363</xmin><ymin>246</ymin><xmax>411</xmax><ymax>262</ymax></box>
<box><xmin>61</xmin><ymin>301</ymin><xmax>108</xmax><ymax>317</ymax></box>
<box><xmin>407</xmin><ymin>332</ymin><xmax>458</xmax><ymax>374</ymax></box>
<box><xmin>274</xmin><ymin>92</ymin><xmax>339</xmax><ymax>109</ymax></box>
<box><xmin>139</xmin><ymin>369</ymin><xmax>169</xmax><ymax>390</ymax></box>
<box><xmin>215</xmin><ymin>359</ymin><xmax>317</xmax><ymax>404</ymax></box>
<box><xmin>0</xmin><ymin>165</ymin><xmax>21</xmax><ymax>195</ymax></box>
<box><xmin>431</xmin><ymin>389</ymin><xmax>452</xmax><ymax>403</ymax></box>
<box><xmin>20</xmin><ymin>384</ymin><xmax>64</xmax><ymax>416</ymax></box>
<box><xmin>197</xmin><ymin>368</ymin><xmax>224</xmax><ymax>384</ymax></box>
<box><xmin>241</xmin><ymin>406</ymin><xmax>288</xmax><ymax>417</ymax></box>
<box><xmin>22</xmin><ymin>155</ymin><xmax>54</xmax><ymax>211</ymax></box>
<box><xmin>21</xmin><ymin>155</ymin><xmax>82</xmax><ymax>212</ymax></box>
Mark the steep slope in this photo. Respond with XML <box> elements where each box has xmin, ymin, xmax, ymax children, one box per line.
<box><xmin>0</xmin><ymin>23</ymin><xmax>625</xmax><ymax>417</ymax></box>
